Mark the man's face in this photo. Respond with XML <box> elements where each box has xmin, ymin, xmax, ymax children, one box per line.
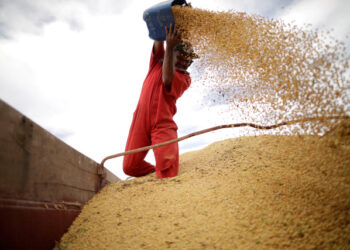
<box><xmin>174</xmin><ymin>50</ymin><xmax>193</xmax><ymax>70</ymax></box>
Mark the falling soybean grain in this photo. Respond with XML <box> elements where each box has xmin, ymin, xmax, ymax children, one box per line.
<box><xmin>172</xmin><ymin>5</ymin><xmax>350</xmax><ymax>136</ymax></box>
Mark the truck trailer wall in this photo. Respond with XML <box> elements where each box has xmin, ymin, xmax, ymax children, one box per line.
<box><xmin>0</xmin><ymin>99</ymin><xmax>119</xmax><ymax>250</ymax></box>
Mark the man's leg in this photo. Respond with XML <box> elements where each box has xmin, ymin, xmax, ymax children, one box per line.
<box><xmin>123</xmin><ymin>114</ymin><xmax>155</xmax><ymax>177</ymax></box>
<box><xmin>151</xmin><ymin>128</ymin><xmax>179</xmax><ymax>178</ymax></box>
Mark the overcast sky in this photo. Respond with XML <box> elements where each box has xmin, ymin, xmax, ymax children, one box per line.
<box><xmin>1</xmin><ymin>0</ymin><xmax>349</xmax><ymax>179</ymax></box>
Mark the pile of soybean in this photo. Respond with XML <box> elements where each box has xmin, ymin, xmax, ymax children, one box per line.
<box><xmin>56</xmin><ymin>122</ymin><xmax>349</xmax><ymax>249</ymax></box>
<box><xmin>172</xmin><ymin>6</ymin><xmax>349</xmax><ymax>135</ymax></box>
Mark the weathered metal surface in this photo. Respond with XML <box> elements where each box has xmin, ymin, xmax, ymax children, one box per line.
<box><xmin>0</xmin><ymin>99</ymin><xmax>120</xmax><ymax>249</ymax></box>
<box><xmin>0</xmin><ymin>198</ymin><xmax>81</xmax><ymax>250</ymax></box>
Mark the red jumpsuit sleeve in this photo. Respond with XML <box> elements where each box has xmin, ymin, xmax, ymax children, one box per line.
<box><xmin>164</xmin><ymin>70</ymin><xmax>191</xmax><ymax>100</ymax></box>
<box><xmin>149</xmin><ymin>43</ymin><xmax>165</xmax><ymax>71</ymax></box>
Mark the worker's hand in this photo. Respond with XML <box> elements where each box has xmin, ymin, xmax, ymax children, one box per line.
<box><xmin>165</xmin><ymin>24</ymin><xmax>181</xmax><ymax>50</ymax></box>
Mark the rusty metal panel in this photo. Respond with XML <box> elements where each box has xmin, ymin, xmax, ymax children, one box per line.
<box><xmin>0</xmin><ymin>198</ymin><xmax>81</xmax><ymax>250</ymax></box>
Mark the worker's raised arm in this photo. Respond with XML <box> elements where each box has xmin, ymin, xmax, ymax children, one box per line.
<box><xmin>162</xmin><ymin>24</ymin><xmax>181</xmax><ymax>91</ymax></box>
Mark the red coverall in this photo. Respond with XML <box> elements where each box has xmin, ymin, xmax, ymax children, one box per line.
<box><xmin>123</xmin><ymin>43</ymin><xmax>191</xmax><ymax>178</ymax></box>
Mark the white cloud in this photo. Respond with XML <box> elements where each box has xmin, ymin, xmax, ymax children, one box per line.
<box><xmin>0</xmin><ymin>0</ymin><xmax>132</xmax><ymax>39</ymax></box>
<box><xmin>276</xmin><ymin>0</ymin><xmax>350</xmax><ymax>40</ymax></box>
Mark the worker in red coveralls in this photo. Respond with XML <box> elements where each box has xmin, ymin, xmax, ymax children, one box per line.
<box><xmin>123</xmin><ymin>24</ymin><xmax>198</xmax><ymax>178</ymax></box>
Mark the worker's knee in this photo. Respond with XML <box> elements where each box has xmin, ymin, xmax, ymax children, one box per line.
<box><xmin>123</xmin><ymin>156</ymin><xmax>155</xmax><ymax>177</ymax></box>
<box><xmin>123</xmin><ymin>169</ymin><xmax>137</xmax><ymax>177</ymax></box>
<box><xmin>154</xmin><ymin>145</ymin><xmax>179</xmax><ymax>169</ymax></box>
<box><xmin>123</xmin><ymin>159</ymin><xmax>136</xmax><ymax>177</ymax></box>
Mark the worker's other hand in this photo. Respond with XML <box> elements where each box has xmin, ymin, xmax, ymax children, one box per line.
<box><xmin>165</xmin><ymin>24</ymin><xmax>181</xmax><ymax>50</ymax></box>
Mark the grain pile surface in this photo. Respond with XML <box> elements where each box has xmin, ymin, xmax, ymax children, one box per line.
<box><xmin>172</xmin><ymin>6</ymin><xmax>349</xmax><ymax>134</ymax></box>
<box><xmin>56</xmin><ymin>125</ymin><xmax>350</xmax><ymax>249</ymax></box>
